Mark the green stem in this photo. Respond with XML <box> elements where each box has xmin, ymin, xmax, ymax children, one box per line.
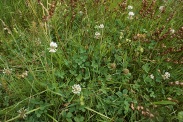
<box><xmin>85</xmin><ymin>106</ymin><xmax>111</xmax><ymax>120</ymax></box>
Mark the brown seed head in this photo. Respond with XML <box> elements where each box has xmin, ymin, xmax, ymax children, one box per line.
<box><xmin>110</xmin><ymin>63</ymin><xmax>116</xmax><ymax>70</ymax></box>
<box><xmin>123</xmin><ymin>68</ymin><xmax>130</xmax><ymax>74</ymax></box>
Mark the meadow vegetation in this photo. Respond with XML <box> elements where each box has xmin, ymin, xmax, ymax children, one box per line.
<box><xmin>0</xmin><ymin>0</ymin><xmax>183</xmax><ymax>121</ymax></box>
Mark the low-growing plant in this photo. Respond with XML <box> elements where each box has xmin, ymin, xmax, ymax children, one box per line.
<box><xmin>0</xmin><ymin>0</ymin><xmax>183</xmax><ymax>121</ymax></box>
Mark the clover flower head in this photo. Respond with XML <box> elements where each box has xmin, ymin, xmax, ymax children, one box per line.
<box><xmin>17</xmin><ymin>107</ymin><xmax>28</xmax><ymax>119</ymax></box>
<box><xmin>79</xmin><ymin>11</ymin><xmax>83</xmax><ymax>15</ymax></box>
<box><xmin>162</xmin><ymin>72</ymin><xmax>170</xmax><ymax>80</ymax></box>
<box><xmin>150</xmin><ymin>74</ymin><xmax>154</xmax><ymax>79</ymax></box>
<box><xmin>48</xmin><ymin>42</ymin><xmax>57</xmax><ymax>53</ymax></box>
<box><xmin>98</xmin><ymin>24</ymin><xmax>104</xmax><ymax>29</ymax></box>
<box><xmin>126</xmin><ymin>39</ymin><xmax>131</xmax><ymax>42</ymax></box>
<box><xmin>3</xmin><ymin>68</ymin><xmax>12</xmax><ymax>75</ymax></box>
<box><xmin>128</xmin><ymin>5</ymin><xmax>133</xmax><ymax>10</ymax></box>
<box><xmin>159</xmin><ymin>6</ymin><xmax>165</xmax><ymax>12</ymax></box>
<box><xmin>128</xmin><ymin>12</ymin><xmax>135</xmax><ymax>19</ymax></box>
<box><xmin>94</xmin><ymin>32</ymin><xmax>101</xmax><ymax>39</ymax></box>
<box><xmin>21</xmin><ymin>71</ymin><xmax>28</xmax><ymax>78</ymax></box>
<box><xmin>95</xmin><ymin>32</ymin><xmax>101</xmax><ymax>36</ymax></box>
<box><xmin>72</xmin><ymin>84</ymin><xmax>81</xmax><ymax>94</ymax></box>
<box><xmin>128</xmin><ymin>12</ymin><xmax>135</xmax><ymax>16</ymax></box>
<box><xmin>170</xmin><ymin>29</ymin><xmax>175</xmax><ymax>34</ymax></box>
<box><xmin>50</xmin><ymin>42</ymin><xmax>57</xmax><ymax>48</ymax></box>
<box><xmin>175</xmin><ymin>81</ymin><xmax>179</xmax><ymax>85</ymax></box>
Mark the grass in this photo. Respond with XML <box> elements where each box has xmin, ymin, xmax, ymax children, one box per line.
<box><xmin>0</xmin><ymin>0</ymin><xmax>183</xmax><ymax>121</ymax></box>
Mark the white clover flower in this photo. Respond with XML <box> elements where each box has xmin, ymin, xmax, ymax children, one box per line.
<box><xmin>94</xmin><ymin>32</ymin><xmax>101</xmax><ymax>39</ymax></box>
<box><xmin>128</xmin><ymin>12</ymin><xmax>135</xmax><ymax>16</ymax></box>
<box><xmin>162</xmin><ymin>72</ymin><xmax>170</xmax><ymax>80</ymax></box>
<box><xmin>175</xmin><ymin>81</ymin><xmax>179</xmax><ymax>85</ymax></box>
<box><xmin>170</xmin><ymin>29</ymin><xmax>175</xmax><ymax>34</ymax></box>
<box><xmin>119</xmin><ymin>32</ymin><xmax>124</xmax><ymax>39</ymax></box>
<box><xmin>17</xmin><ymin>107</ymin><xmax>28</xmax><ymax>119</ymax></box>
<box><xmin>50</xmin><ymin>42</ymin><xmax>57</xmax><ymax>48</ymax></box>
<box><xmin>180</xmin><ymin>82</ymin><xmax>183</xmax><ymax>86</ymax></box>
<box><xmin>128</xmin><ymin>5</ymin><xmax>133</xmax><ymax>10</ymax></box>
<box><xmin>48</xmin><ymin>42</ymin><xmax>57</xmax><ymax>53</ymax></box>
<box><xmin>95</xmin><ymin>32</ymin><xmax>101</xmax><ymax>36</ymax></box>
<box><xmin>98</xmin><ymin>24</ymin><xmax>104</xmax><ymax>29</ymax></box>
<box><xmin>79</xmin><ymin>11</ymin><xmax>83</xmax><ymax>15</ymax></box>
<box><xmin>21</xmin><ymin>71</ymin><xmax>28</xmax><ymax>78</ymax></box>
<box><xmin>128</xmin><ymin>12</ymin><xmax>135</xmax><ymax>19</ymax></box>
<box><xmin>72</xmin><ymin>84</ymin><xmax>81</xmax><ymax>94</ymax></box>
<box><xmin>150</xmin><ymin>74</ymin><xmax>154</xmax><ymax>79</ymax></box>
<box><xmin>3</xmin><ymin>68</ymin><xmax>12</xmax><ymax>75</ymax></box>
<box><xmin>159</xmin><ymin>6</ymin><xmax>165</xmax><ymax>12</ymax></box>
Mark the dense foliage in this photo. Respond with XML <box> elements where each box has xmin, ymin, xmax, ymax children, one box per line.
<box><xmin>0</xmin><ymin>0</ymin><xmax>183</xmax><ymax>121</ymax></box>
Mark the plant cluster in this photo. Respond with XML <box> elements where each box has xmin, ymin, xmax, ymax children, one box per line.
<box><xmin>0</xmin><ymin>0</ymin><xmax>183</xmax><ymax>121</ymax></box>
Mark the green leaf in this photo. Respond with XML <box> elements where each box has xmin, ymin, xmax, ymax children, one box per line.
<box><xmin>76</xmin><ymin>74</ymin><xmax>82</xmax><ymax>81</ymax></box>
<box><xmin>55</xmin><ymin>71</ymin><xmax>65</xmax><ymax>79</ymax></box>
<box><xmin>116</xmin><ymin>91</ymin><xmax>122</xmax><ymax>97</ymax></box>
<box><xmin>66</xmin><ymin>112</ymin><xmax>73</xmax><ymax>118</ymax></box>
<box><xmin>123</xmin><ymin>89</ymin><xmax>128</xmax><ymax>95</ymax></box>
<box><xmin>142</xmin><ymin>63</ymin><xmax>150</xmax><ymax>73</ymax></box>
<box><xmin>178</xmin><ymin>111</ymin><xmax>183</xmax><ymax>121</ymax></box>
<box><xmin>152</xmin><ymin>100</ymin><xmax>176</xmax><ymax>105</ymax></box>
<box><xmin>66</xmin><ymin>118</ymin><xmax>73</xmax><ymax>122</ymax></box>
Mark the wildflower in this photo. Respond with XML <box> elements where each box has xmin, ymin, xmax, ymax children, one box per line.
<box><xmin>110</xmin><ymin>63</ymin><xmax>116</xmax><ymax>70</ymax></box>
<box><xmin>131</xmin><ymin>103</ymin><xmax>135</xmax><ymax>110</ymax></box>
<box><xmin>17</xmin><ymin>107</ymin><xmax>28</xmax><ymax>119</ymax></box>
<box><xmin>3</xmin><ymin>68</ymin><xmax>12</xmax><ymax>75</ymax></box>
<box><xmin>127</xmin><ymin>5</ymin><xmax>133</xmax><ymax>10</ymax></box>
<box><xmin>48</xmin><ymin>42</ymin><xmax>57</xmax><ymax>53</ymax></box>
<box><xmin>170</xmin><ymin>29</ymin><xmax>175</xmax><ymax>34</ymax></box>
<box><xmin>94</xmin><ymin>32</ymin><xmax>101</xmax><ymax>39</ymax></box>
<box><xmin>150</xmin><ymin>74</ymin><xmax>154</xmax><ymax>79</ymax></box>
<box><xmin>72</xmin><ymin>84</ymin><xmax>81</xmax><ymax>94</ymax></box>
<box><xmin>159</xmin><ymin>6</ymin><xmax>165</xmax><ymax>12</ymax></box>
<box><xmin>98</xmin><ymin>24</ymin><xmax>104</xmax><ymax>29</ymax></box>
<box><xmin>21</xmin><ymin>71</ymin><xmax>28</xmax><ymax>78</ymax></box>
<box><xmin>123</xmin><ymin>68</ymin><xmax>130</xmax><ymax>74</ymax></box>
<box><xmin>149</xmin><ymin>113</ymin><xmax>154</xmax><ymax>118</ymax></box>
<box><xmin>79</xmin><ymin>11</ymin><xmax>83</xmax><ymax>15</ymax></box>
<box><xmin>137</xmin><ymin>106</ymin><xmax>141</xmax><ymax>111</ymax></box>
<box><xmin>162</xmin><ymin>72</ymin><xmax>170</xmax><ymax>80</ymax></box>
<box><xmin>137</xmin><ymin>46</ymin><xmax>144</xmax><ymax>53</ymax></box>
<box><xmin>119</xmin><ymin>32</ymin><xmax>124</xmax><ymax>39</ymax></box>
<box><xmin>128</xmin><ymin>11</ymin><xmax>135</xmax><ymax>16</ymax></box>
<box><xmin>141</xmin><ymin>111</ymin><xmax>146</xmax><ymax>115</ymax></box>
<box><xmin>169</xmin><ymin>82</ymin><xmax>174</xmax><ymax>85</ymax></box>
<box><xmin>126</xmin><ymin>39</ymin><xmax>132</xmax><ymax>42</ymax></box>
<box><xmin>128</xmin><ymin>12</ymin><xmax>135</xmax><ymax>19</ymax></box>
<box><xmin>95</xmin><ymin>24</ymin><xmax>104</xmax><ymax>29</ymax></box>
<box><xmin>175</xmin><ymin>81</ymin><xmax>179</xmax><ymax>85</ymax></box>
<box><xmin>180</xmin><ymin>82</ymin><xmax>183</xmax><ymax>86</ymax></box>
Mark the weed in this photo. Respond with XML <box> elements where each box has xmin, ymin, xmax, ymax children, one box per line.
<box><xmin>0</xmin><ymin>0</ymin><xmax>183</xmax><ymax>121</ymax></box>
